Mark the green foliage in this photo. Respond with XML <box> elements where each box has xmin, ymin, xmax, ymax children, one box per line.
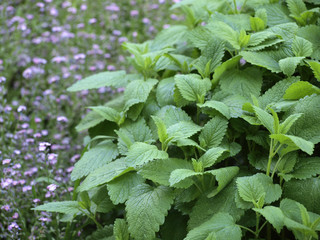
<box><xmin>36</xmin><ymin>1</ymin><xmax>320</xmax><ymax>239</ymax></box>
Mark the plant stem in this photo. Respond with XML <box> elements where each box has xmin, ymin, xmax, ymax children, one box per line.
<box><xmin>238</xmin><ymin>225</ymin><xmax>256</xmax><ymax>236</ymax></box>
<box><xmin>255</xmin><ymin>212</ymin><xmax>261</xmax><ymax>238</ymax></box>
<box><xmin>233</xmin><ymin>0</ymin><xmax>238</xmax><ymax>14</ymax></box>
<box><xmin>271</xmin><ymin>156</ymin><xmax>283</xmax><ymax>179</ymax></box>
<box><xmin>239</xmin><ymin>0</ymin><xmax>248</xmax><ymax>13</ymax></box>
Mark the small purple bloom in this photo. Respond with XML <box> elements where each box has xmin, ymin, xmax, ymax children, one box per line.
<box><xmin>47</xmin><ymin>183</ymin><xmax>58</xmax><ymax>192</ymax></box>
<box><xmin>39</xmin><ymin>142</ymin><xmax>51</xmax><ymax>151</ymax></box>
<box><xmin>22</xmin><ymin>185</ymin><xmax>32</xmax><ymax>192</ymax></box>
<box><xmin>2</xmin><ymin>159</ymin><xmax>11</xmax><ymax>165</ymax></box>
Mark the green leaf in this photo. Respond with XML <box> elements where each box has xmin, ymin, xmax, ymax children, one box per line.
<box><xmin>169</xmin><ymin>169</ymin><xmax>201</xmax><ymax>188</ymax></box>
<box><xmin>78</xmin><ymin>158</ymin><xmax>133</xmax><ymax>192</ymax></box>
<box><xmin>253</xmin><ymin>106</ymin><xmax>274</xmax><ymax>133</ymax></box>
<box><xmin>175</xmin><ymin>74</ymin><xmax>211</xmax><ymax>103</ymax></box>
<box><xmin>32</xmin><ymin>201</ymin><xmax>81</xmax><ymax>215</ymax></box>
<box><xmin>124</xmin><ymin>79</ymin><xmax>158</xmax><ymax>103</ymax></box>
<box><xmin>297</xmin><ymin>25</ymin><xmax>320</xmax><ymax>60</ymax></box>
<box><xmin>199</xmin><ymin>100</ymin><xmax>231</xmax><ymax>119</ymax></box>
<box><xmin>284</xmin><ymin>81</ymin><xmax>320</xmax><ymax>100</ymax></box>
<box><xmin>117</xmin><ymin>118</ymin><xmax>154</xmax><ymax>155</ymax></box>
<box><xmin>167</xmin><ymin>121</ymin><xmax>202</xmax><ymax>141</ymax></box>
<box><xmin>287</xmin><ymin>0</ymin><xmax>307</xmax><ymax>17</ymax></box>
<box><xmin>156</xmin><ymin>77</ymin><xmax>175</xmax><ymax>107</ymax></box>
<box><xmin>286</xmin><ymin>95</ymin><xmax>320</xmax><ymax>144</ymax></box>
<box><xmin>280</xmin><ymin>113</ymin><xmax>303</xmax><ymax>134</ymax></box>
<box><xmin>259</xmin><ymin>77</ymin><xmax>299</xmax><ymax>109</ymax></box>
<box><xmin>156</xmin><ymin>106</ymin><xmax>192</xmax><ymax>128</ymax></box>
<box><xmin>250</xmin><ymin>16</ymin><xmax>266</xmax><ymax>32</ymax></box>
<box><xmin>138</xmin><ymin>158</ymin><xmax>193</xmax><ymax>186</ymax></box>
<box><xmin>270</xmin><ymin>134</ymin><xmax>314</xmax><ymax>155</ymax></box>
<box><xmin>85</xmin><ymin>225</ymin><xmax>114</xmax><ymax>240</ymax></box>
<box><xmin>151</xmin><ymin>116</ymin><xmax>168</xmax><ymax>143</ymax></box>
<box><xmin>236</xmin><ymin>176</ymin><xmax>266</xmax><ymax>205</ymax></box>
<box><xmin>125</xmin><ymin>184</ymin><xmax>174</xmax><ymax>240</ymax></box>
<box><xmin>114</xmin><ymin>219</ymin><xmax>129</xmax><ymax>240</ymax></box>
<box><xmin>248</xmin><ymin>31</ymin><xmax>276</xmax><ymax>47</ymax></box>
<box><xmin>71</xmin><ymin>141</ymin><xmax>119</xmax><ymax>181</ymax></box>
<box><xmin>189</xmin><ymin>180</ymin><xmax>244</xmax><ymax>230</ymax></box>
<box><xmin>262</xmin><ymin>3</ymin><xmax>294</xmax><ymax>26</ymax></box>
<box><xmin>67</xmin><ymin>70</ymin><xmax>127</xmax><ymax>91</ymax></box>
<box><xmin>199</xmin><ymin>147</ymin><xmax>228</xmax><ymax>168</ymax></box>
<box><xmin>279</xmin><ymin>57</ymin><xmax>304</xmax><ymax>76</ymax></box>
<box><xmin>253</xmin><ymin>206</ymin><xmax>285</xmax><ymax>233</ymax></box>
<box><xmin>212</xmin><ymin>55</ymin><xmax>242</xmax><ymax>82</ymax></box>
<box><xmin>125</xmin><ymin>142</ymin><xmax>168</xmax><ymax>167</ymax></box>
<box><xmin>199</xmin><ymin>116</ymin><xmax>228</xmax><ymax>149</ymax></box>
<box><xmin>89</xmin><ymin>106</ymin><xmax>122</xmax><ymax>124</ymax></box>
<box><xmin>292</xmin><ymin>37</ymin><xmax>313</xmax><ymax>57</ymax></box>
<box><xmin>75</xmin><ymin>110</ymin><xmax>105</xmax><ymax>132</ymax></box>
<box><xmin>209</xmin><ymin>21</ymin><xmax>240</xmax><ymax>50</ymax></box>
<box><xmin>207</xmin><ymin>167</ymin><xmax>239</xmax><ymax>198</ymax></box>
<box><xmin>307</xmin><ymin>60</ymin><xmax>320</xmax><ymax>81</ymax></box>
<box><xmin>286</xmin><ymin>157</ymin><xmax>320</xmax><ymax>180</ymax></box>
<box><xmin>188</xmin><ymin>26</ymin><xmax>213</xmax><ymax>50</ymax></box>
<box><xmin>219</xmin><ymin>68</ymin><xmax>262</xmax><ymax>99</ymax></box>
<box><xmin>107</xmin><ymin>172</ymin><xmax>144</xmax><ymax>205</ymax></box>
<box><xmin>284</xmin><ymin>178</ymin><xmax>320</xmax><ymax>214</ymax></box>
<box><xmin>185</xmin><ymin>213</ymin><xmax>242</xmax><ymax>240</ymax></box>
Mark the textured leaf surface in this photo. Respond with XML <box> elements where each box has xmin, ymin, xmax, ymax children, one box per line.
<box><xmin>124</xmin><ymin>79</ymin><xmax>158</xmax><ymax>103</ymax></box>
<box><xmin>167</xmin><ymin>121</ymin><xmax>202</xmax><ymax>141</ymax></box>
<box><xmin>236</xmin><ymin>176</ymin><xmax>266</xmax><ymax>203</ymax></box>
<box><xmin>76</xmin><ymin>110</ymin><xmax>105</xmax><ymax>132</ymax></box>
<box><xmin>292</xmin><ymin>37</ymin><xmax>313</xmax><ymax>57</ymax></box>
<box><xmin>67</xmin><ymin>71</ymin><xmax>126</xmax><ymax>91</ymax></box>
<box><xmin>126</xmin><ymin>184</ymin><xmax>174</xmax><ymax>240</ymax></box>
<box><xmin>199</xmin><ymin>116</ymin><xmax>228</xmax><ymax>149</ymax></box>
<box><xmin>200</xmin><ymin>100</ymin><xmax>230</xmax><ymax>119</ymax></box>
<box><xmin>199</xmin><ymin>147</ymin><xmax>228</xmax><ymax>168</ymax></box>
<box><xmin>284</xmin><ymin>81</ymin><xmax>320</xmax><ymax>100</ymax></box>
<box><xmin>138</xmin><ymin>158</ymin><xmax>192</xmax><ymax>186</ymax></box>
<box><xmin>156</xmin><ymin>77</ymin><xmax>175</xmax><ymax>107</ymax></box>
<box><xmin>270</xmin><ymin>134</ymin><xmax>314</xmax><ymax>155</ymax></box>
<box><xmin>71</xmin><ymin>141</ymin><xmax>119</xmax><ymax>181</ymax></box>
<box><xmin>253</xmin><ymin>106</ymin><xmax>274</xmax><ymax>133</ymax></box>
<box><xmin>78</xmin><ymin>158</ymin><xmax>132</xmax><ymax>192</ymax></box>
<box><xmin>107</xmin><ymin>172</ymin><xmax>144</xmax><ymax>205</ymax></box>
<box><xmin>307</xmin><ymin>61</ymin><xmax>320</xmax><ymax>81</ymax></box>
<box><xmin>254</xmin><ymin>206</ymin><xmax>285</xmax><ymax>233</ymax></box>
<box><xmin>185</xmin><ymin>213</ymin><xmax>241</xmax><ymax>240</ymax></box>
<box><xmin>297</xmin><ymin>25</ymin><xmax>320</xmax><ymax>60</ymax></box>
<box><xmin>33</xmin><ymin>201</ymin><xmax>80</xmax><ymax>215</ymax></box>
<box><xmin>219</xmin><ymin>68</ymin><xmax>262</xmax><ymax>99</ymax></box>
<box><xmin>284</xmin><ymin>178</ymin><xmax>320</xmax><ymax>214</ymax></box>
<box><xmin>125</xmin><ymin>142</ymin><xmax>168</xmax><ymax>167</ymax></box>
<box><xmin>114</xmin><ymin>219</ymin><xmax>129</xmax><ymax>240</ymax></box>
<box><xmin>89</xmin><ymin>106</ymin><xmax>121</xmax><ymax>124</ymax></box>
<box><xmin>169</xmin><ymin>169</ymin><xmax>201</xmax><ymax>188</ymax></box>
<box><xmin>279</xmin><ymin>57</ymin><xmax>304</xmax><ymax>76</ymax></box>
<box><xmin>189</xmin><ymin>180</ymin><xmax>244</xmax><ymax>230</ymax></box>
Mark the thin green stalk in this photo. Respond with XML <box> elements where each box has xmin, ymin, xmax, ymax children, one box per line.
<box><xmin>266</xmin><ymin>138</ymin><xmax>274</xmax><ymax>176</ymax></box>
<box><xmin>233</xmin><ymin>0</ymin><xmax>238</xmax><ymax>14</ymax></box>
<box><xmin>238</xmin><ymin>225</ymin><xmax>256</xmax><ymax>236</ymax></box>
<box><xmin>271</xmin><ymin>156</ymin><xmax>283</xmax><ymax>179</ymax></box>
<box><xmin>255</xmin><ymin>212</ymin><xmax>261</xmax><ymax>238</ymax></box>
<box><xmin>239</xmin><ymin>0</ymin><xmax>248</xmax><ymax>13</ymax></box>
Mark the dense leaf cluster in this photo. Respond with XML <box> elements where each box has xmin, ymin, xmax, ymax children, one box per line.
<box><xmin>34</xmin><ymin>0</ymin><xmax>320</xmax><ymax>239</ymax></box>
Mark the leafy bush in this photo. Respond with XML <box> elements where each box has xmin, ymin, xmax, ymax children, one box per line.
<box><xmin>35</xmin><ymin>0</ymin><xmax>320</xmax><ymax>239</ymax></box>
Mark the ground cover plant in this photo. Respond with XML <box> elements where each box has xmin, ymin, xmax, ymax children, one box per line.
<box><xmin>0</xmin><ymin>0</ymin><xmax>178</xmax><ymax>239</ymax></box>
<box><xmin>32</xmin><ymin>0</ymin><xmax>320</xmax><ymax>239</ymax></box>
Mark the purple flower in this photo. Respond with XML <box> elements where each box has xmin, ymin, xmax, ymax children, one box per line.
<box><xmin>240</xmin><ymin>58</ymin><xmax>247</xmax><ymax>66</ymax></box>
<box><xmin>1</xmin><ymin>205</ymin><xmax>10</xmax><ymax>211</ymax></box>
<box><xmin>17</xmin><ymin>105</ymin><xmax>27</xmax><ymax>112</ymax></box>
<box><xmin>130</xmin><ymin>10</ymin><xmax>139</xmax><ymax>17</ymax></box>
<box><xmin>22</xmin><ymin>185</ymin><xmax>32</xmax><ymax>192</ymax></box>
<box><xmin>22</xmin><ymin>68</ymin><xmax>33</xmax><ymax>79</ymax></box>
<box><xmin>39</xmin><ymin>142</ymin><xmax>51</xmax><ymax>151</ymax></box>
<box><xmin>57</xmin><ymin>116</ymin><xmax>68</xmax><ymax>122</ymax></box>
<box><xmin>12</xmin><ymin>213</ymin><xmax>19</xmax><ymax>219</ymax></box>
<box><xmin>105</xmin><ymin>3</ymin><xmax>120</xmax><ymax>12</ymax></box>
<box><xmin>73</xmin><ymin>53</ymin><xmax>86</xmax><ymax>60</ymax></box>
<box><xmin>2</xmin><ymin>159</ymin><xmax>11</xmax><ymax>165</ymax></box>
<box><xmin>89</xmin><ymin>18</ymin><xmax>97</xmax><ymax>24</ymax></box>
<box><xmin>8</xmin><ymin>222</ymin><xmax>20</xmax><ymax>231</ymax></box>
<box><xmin>52</xmin><ymin>56</ymin><xmax>67</xmax><ymax>63</ymax></box>
<box><xmin>33</xmin><ymin>198</ymin><xmax>40</xmax><ymax>203</ymax></box>
<box><xmin>142</xmin><ymin>18</ymin><xmax>150</xmax><ymax>24</ymax></box>
<box><xmin>0</xmin><ymin>76</ymin><xmax>6</xmax><ymax>83</ymax></box>
<box><xmin>47</xmin><ymin>183</ymin><xmax>58</xmax><ymax>192</ymax></box>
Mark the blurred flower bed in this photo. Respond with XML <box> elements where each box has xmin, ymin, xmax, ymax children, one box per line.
<box><xmin>0</xmin><ymin>0</ymin><xmax>181</xmax><ymax>238</ymax></box>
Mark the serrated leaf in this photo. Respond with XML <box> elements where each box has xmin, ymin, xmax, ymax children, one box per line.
<box><xmin>76</xmin><ymin>110</ymin><xmax>105</xmax><ymax>132</ymax></box>
<box><xmin>262</xmin><ymin>3</ymin><xmax>294</xmax><ymax>26</ymax></box>
<box><xmin>287</xmin><ymin>0</ymin><xmax>307</xmax><ymax>17</ymax></box>
<box><xmin>236</xmin><ymin>176</ymin><xmax>266</xmax><ymax>204</ymax></box>
<box><xmin>167</xmin><ymin>121</ymin><xmax>202</xmax><ymax>141</ymax></box>
<box><xmin>292</xmin><ymin>36</ymin><xmax>313</xmax><ymax>57</ymax></box>
<box><xmin>307</xmin><ymin>61</ymin><xmax>320</xmax><ymax>81</ymax></box>
<box><xmin>185</xmin><ymin>213</ymin><xmax>242</xmax><ymax>240</ymax></box>
<box><xmin>280</xmin><ymin>113</ymin><xmax>303</xmax><ymax>135</ymax></box>
<box><xmin>125</xmin><ymin>142</ymin><xmax>168</xmax><ymax>167</ymax></box>
<box><xmin>151</xmin><ymin>115</ymin><xmax>168</xmax><ymax>143</ymax></box>
<box><xmin>199</xmin><ymin>116</ymin><xmax>228</xmax><ymax>149</ymax></box>
<box><xmin>114</xmin><ymin>219</ymin><xmax>129</xmax><ymax>240</ymax></box>
<box><xmin>78</xmin><ymin>158</ymin><xmax>133</xmax><ymax>192</ymax></box>
<box><xmin>250</xmin><ymin>16</ymin><xmax>266</xmax><ymax>32</ymax></box>
<box><xmin>67</xmin><ymin>70</ymin><xmax>126</xmax><ymax>92</ymax></box>
<box><xmin>283</xmin><ymin>157</ymin><xmax>320</xmax><ymax>181</ymax></box>
<box><xmin>207</xmin><ymin>167</ymin><xmax>239</xmax><ymax>198</ymax></box>
<box><xmin>219</xmin><ymin>68</ymin><xmax>262</xmax><ymax>99</ymax></box>
<box><xmin>107</xmin><ymin>172</ymin><xmax>144</xmax><ymax>205</ymax></box>
<box><xmin>270</xmin><ymin>134</ymin><xmax>314</xmax><ymax>155</ymax></box>
<box><xmin>297</xmin><ymin>25</ymin><xmax>320</xmax><ymax>60</ymax></box>
<box><xmin>259</xmin><ymin>77</ymin><xmax>299</xmax><ymax>109</ymax></box>
<box><xmin>156</xmin><ymin>106</ymin><xmax>192</xmax><ymax>128</ymax></box>
<box><xmin>253</xmin><ymin>206</ymin><xmax>285</xmax><ymax>233</ymax></box>
<box><xmin>86</xmin><ymin>225</ymin><xmax>114</xmax><ymax>240</ymax></box>
<box><xmin>138</xmin><ymin>158</ymin><xmax>192</xmax><ymax>186</ymax></box>
<box><xmin>189</xmin><ymin>180</ymin><xmax>244</xmax><ymax>230</ymax></box>
<box><xmin>248</xmin><ymin>31</ymin><xmax>276</xmax><ymax>46</ymax></box>
<box><xmin>284</xmin><ymin>178</ymin><xmax>320</xmax><ymax>214</ymax></box>
<box><xmin>175</xmin><ymin>74</ymin><xmax>211</xmax><ymax>103</ymax></box>
<box><xmin>124</xmin><ymin>79</ymin><xmax>158</xmax><ymax>103</ymax></box>
<box><xmin>199</xmin><ymin>100</ymin><xmax>230</xmax><ymax>119</ymax></box>
<box><xmin>209</xmin><ymin>21</ymin><xmax>240</xmax><ymax>50</ymax></box>
<box><xmin>71</xmin><ymin>141</ymin><xmax>119</xmax><ymax>181</ymax></box>
<box><xmin>117</xmin><ymin>118</ymin><xmax>154</xmax><ymax>155</ymax></box>
<box><xmin>176</xmin><ymin>138</ymin><xmax>205</xmax><ymax>151</ymax></box>
<box><xmin>284</xmin><ymin>81</ymin><xmax>320</xmax><ymax>100</ymax></box>
<box><xmin>169</xmin><ymin>169</ymin><xmax>201</xmax><ymax>188</ymax></box>
<box><xmin>199</xmin><ymin>147</ymin><xmax>228</xmax><ymax>168</ymax></box>
<box><xmin>188</xmin><ymin>26</ymin><xmax>213</xmax><ymax>50</ymax></box>
<box><xmin>32</xmin><ymin>201</ymin><xmax>81</xmax><ymax>215</ymax></box>
<box><xmin>125</xmin><ymin>184</ymin><xmax>174</xmax><ymax>240</ymax></box>
<box><xmin>212</xmin><ymin>55</ymin><xmax>242</xmax><ymax>82</ymax></box>
<box><xmin>156</xmin><ymin>77</ymin><xmax>175</xmax><ymax>107</ymax></box>
<box><xmin>286</xmin><ymin>95</ymin><xmax>320</xmax><ymax>144</ymax></box>
<box><xmin>279</xmin><ymin>57</ymin><xmax>304</xmax><ymax>76</ymax></box>
<box><xmin>253</xmin><ymin>106</ymin><xmax>274</xmax><ymax>133</ymax></box>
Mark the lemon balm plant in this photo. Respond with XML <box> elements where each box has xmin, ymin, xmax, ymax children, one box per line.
<box><xmin>34</xmin><ymin>0</ymin><xmax>320</xmax><ymax>239</ymax></box>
